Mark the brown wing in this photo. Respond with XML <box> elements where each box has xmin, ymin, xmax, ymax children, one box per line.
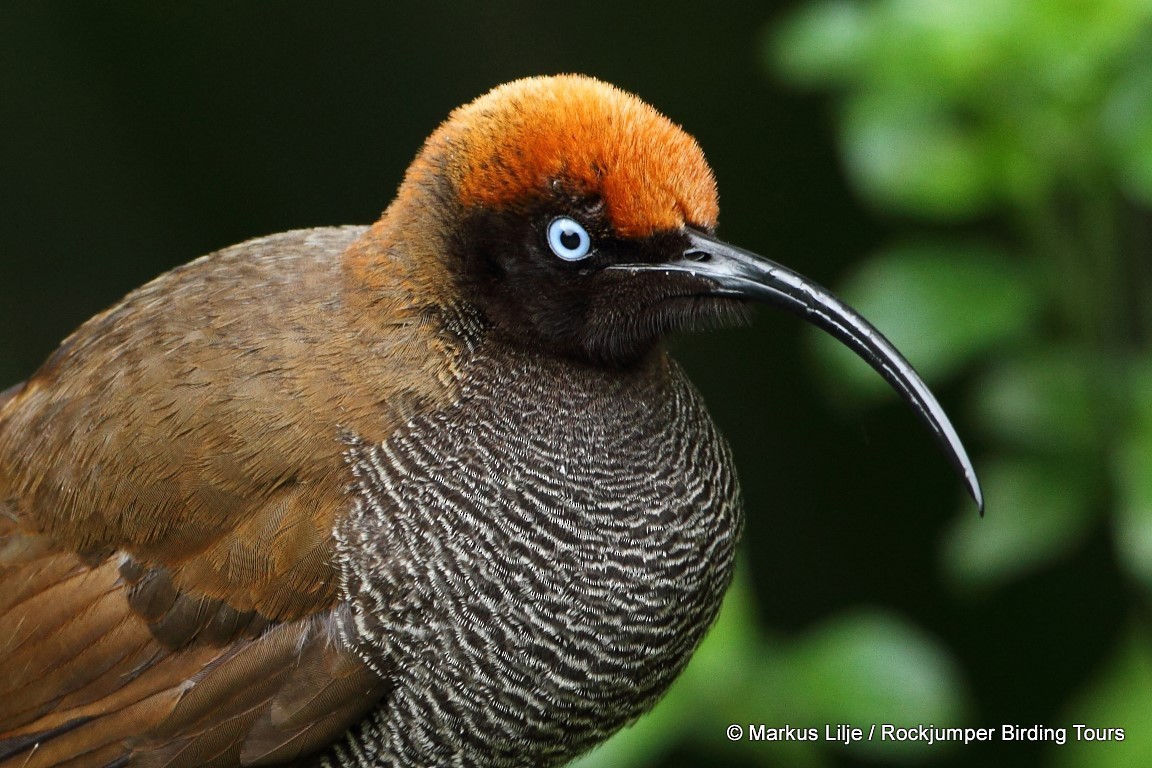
<box><xmin>0</xmin><ymin>522</ymin><xmax>390</xmax><ymax>768</ymax></box>
<box><xmin>0</xmin><ymin>226</ymin><xmax>464</xmax><ymax>766</ymax></box>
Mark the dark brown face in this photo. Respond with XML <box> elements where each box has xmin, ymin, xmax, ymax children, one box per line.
<box><xmin>451</xmin><ymin>193</ymin><xmax>751</xmax><ymax>366</ymax></box>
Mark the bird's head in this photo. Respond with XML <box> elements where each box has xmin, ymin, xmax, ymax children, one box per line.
<box><xmin>390</xmin><ymin>74</ymin><xmax>731</xmax><ymax>366</ymax></box>
<box><xmin>370</xmin><ymin>74</ymin><xmax>983</xmax><ymax>512</ymax></box>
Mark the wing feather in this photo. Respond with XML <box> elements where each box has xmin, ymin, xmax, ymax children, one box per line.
<box><xmin>0</xmin><ymin>226</ymin><xmax>466</xmax><ymax>765</ymax></box>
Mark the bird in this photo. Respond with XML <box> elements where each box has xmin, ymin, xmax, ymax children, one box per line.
<box><xmin>0</xmin><ymin>75</ymin><xmax>981</xmax><ymax>768</ymax></box>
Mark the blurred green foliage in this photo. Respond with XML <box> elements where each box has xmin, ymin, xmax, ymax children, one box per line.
<box><xmin>774</xmin><ymin>0</ymin><xmax>1152</xmax><ymax>218</ymax></box>
<box><xmin>776</xmin><ymin>0</ymin><xmax>1152</xmax><ymax>764</ymax></box>
<box><xmin>580</xmin><ymin>0</ymin><xmax>1152</xmax><ymax>765</ymax></box>
<box><xmin>772</xmin><ymin>0</ymin><xmax>1152</xmax><ymax>590</ymax></box>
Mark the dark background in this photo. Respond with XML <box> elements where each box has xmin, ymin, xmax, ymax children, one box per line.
<box><xmin>0</xmin><ymin>3</ymin><xmax>1116</xmax><ymax>767</ymax></box>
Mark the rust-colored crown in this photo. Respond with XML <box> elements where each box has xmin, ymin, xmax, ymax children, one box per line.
<box><xmin>411</xmin><ymin>75</ymin><xmax>719</xmax><ymax>238</ymax></box>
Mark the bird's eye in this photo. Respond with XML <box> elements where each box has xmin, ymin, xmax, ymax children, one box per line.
<box><xmin>546</xmin><ymin>217</ymin><xmax>592</xmax><ymax>261</ymax></box>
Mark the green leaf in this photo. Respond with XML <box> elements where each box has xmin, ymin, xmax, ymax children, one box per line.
<box><xmin>942</xmin><ymin>457</ymin><xmax>1095</xmax><ymax>590</ymax></box>
<box><xmin>1101</xmin><ymin>45</ymin><xmax>1152</xmax><ymax>205</ymax></box>
<box><xmin>1114</xmin><ymin>432</ymin><xmax>1152</xmax><ymax>592</ymax></box>
<box><xmin>841</xmin><ymin>94</ymin><xmax>993</xmax><ymax>218</ymax></box>
<box><xmin>864</xmin><ymin>0</ymin><xmax>1020</xmax><ymax>96</ymax></box>
<box><xmin>973</xmin><ymin>348</ymin><xmax>1105</xmax><ymax>454</ymax></box>
<box><xmin>1055</xmin><ymin>626</ymin><xmax>1152</xmax><ymax>768</ymax></box>
<box><xmin>810</xmin><ymin>242</ymin><xmax>1037</xmax><ymax>401</ymax></box>
<box><xmin>760</xmin><ymin>610</ymin><xmax>967</xmax><ymax>760</ymax></box>
<box><xmin>770</xmin><ymin>0</ymin><xmax>872</xmax><ymax>86</ymax></box>
<box><xmin>1112</xmin><ymin>363</ymin><xmax>1152</xmax><ymax>592</ymax></box>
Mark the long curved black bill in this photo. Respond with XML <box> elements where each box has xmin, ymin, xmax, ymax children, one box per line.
<box><xmin>612</xmin><ymin>228</ymin><xmax>983</xmax><ymax>515</ymax></box>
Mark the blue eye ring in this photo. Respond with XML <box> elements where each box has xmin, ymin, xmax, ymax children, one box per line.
<box><xmin>547</xmin><ymin>217</ymin><xmax>592</xmax><ymax>261</ymax></box>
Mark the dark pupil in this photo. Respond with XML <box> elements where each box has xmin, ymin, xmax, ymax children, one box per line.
<box><xmin>559</xmin><ymin>229</ymin><xmax>582</xmax><ymax>251</ymax></box>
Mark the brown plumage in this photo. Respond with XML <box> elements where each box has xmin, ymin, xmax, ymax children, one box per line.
<box><xmin>0</xmin><ymin>75</ymin><xmax>980</xmax><ymax>768</ymax></box>
<box><xmin>0</xmin><ymin>228</ymin><xmax>426</xmax><ymax>766</ymax></box>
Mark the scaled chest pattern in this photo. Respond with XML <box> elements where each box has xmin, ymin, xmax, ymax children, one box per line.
<box><xmin>330</xmin><ymin>346</ymin><xmax>743</xmax><ymax>766</ymax></box>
